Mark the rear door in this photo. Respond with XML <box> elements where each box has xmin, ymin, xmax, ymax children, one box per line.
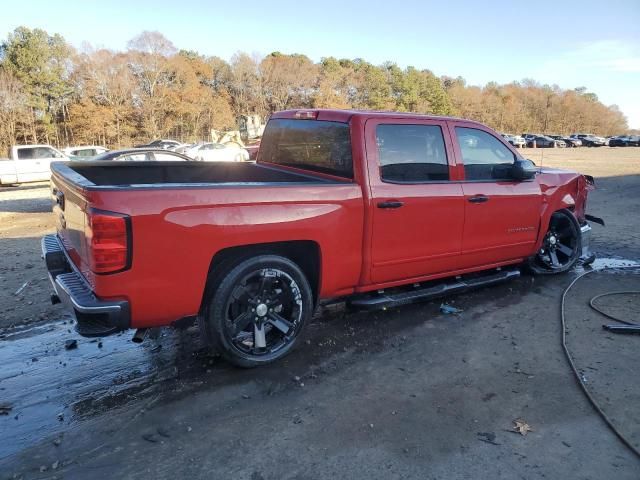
<box><xmin>451</xmin><ymin>124</ymin><xmax>542</xmax><ymax>268</ymax></box>
<box><xmin>365</xmin><ymin>118</ymin><xmax>464</xmax><ymax>285</ymax></box>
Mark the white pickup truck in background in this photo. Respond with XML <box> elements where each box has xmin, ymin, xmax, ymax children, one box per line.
<box><xmin>0</xmin><ymin>145</ymin><xmax>69</xmax><ymax>185</ymax></box>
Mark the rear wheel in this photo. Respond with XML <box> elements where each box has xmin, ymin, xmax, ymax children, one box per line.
<box><xmin>528</xmin><ymin>210</ymin><xmax>581</xmax><ymax>275</ymax></box>
<box><xmin>202</xmin><ymin>255</ymin><xmax>313</xmax><ymax>367</ymax></box>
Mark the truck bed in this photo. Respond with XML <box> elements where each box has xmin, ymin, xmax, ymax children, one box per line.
<box><xmin>53</xmin><ymin>161</ymin><xmax>342</xmax><ymax>189</ymax></box>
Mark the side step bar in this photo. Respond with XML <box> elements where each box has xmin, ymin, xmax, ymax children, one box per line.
<box><xmin>348</xmin><ymin>269</ymin><xmax>520</xmax><ymax>311</ymax></box>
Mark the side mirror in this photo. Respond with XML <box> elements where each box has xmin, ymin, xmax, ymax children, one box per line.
<box><xmin>512</xmin><ymin>159</ymin><xmax>537</xmax><ymax>180</ymax></box>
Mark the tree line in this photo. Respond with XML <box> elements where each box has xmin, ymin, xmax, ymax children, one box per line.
<box><xmin>0</xmin><ymin>26</ymin><xmax>630</xmax><ymax>152</ymax></box>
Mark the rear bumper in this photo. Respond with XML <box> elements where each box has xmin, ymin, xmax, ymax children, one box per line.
<box><xmin>42</xmin><ymin>234</ymin><xmax>130</xmax><ymax>337</ymax></box>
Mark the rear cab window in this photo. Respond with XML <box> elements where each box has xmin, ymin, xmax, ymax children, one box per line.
<box><xmin>258</xmin><ymin>119</ymin><xmax>353</xmax><ymax>179</ymax></box>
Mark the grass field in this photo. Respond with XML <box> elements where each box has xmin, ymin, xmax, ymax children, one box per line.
<box><xmin>522</xmin><ymin>146</ymin><xmax>640</xmax><ymax>177</ymax></box>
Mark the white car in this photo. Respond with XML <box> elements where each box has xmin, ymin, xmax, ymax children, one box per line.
<box><xmin>184</xmin><ymin>143</ymin><xmax>250</xmax><ymax>162</ymax></box>
<box><xmin>63</xmin><ymin>146</ymin><xmax>109</xmax><ymax>160</ymax></box>
<box><xmin>0</xmin><ymin>145</ymin><xmax>68</xmax><ymax>185</ymax></box>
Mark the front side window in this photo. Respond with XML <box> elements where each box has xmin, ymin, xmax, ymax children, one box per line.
<box><xmin>376</xmin><ymin>124</ymin><xmax>449</xmax><ymax>182</ymax></box>
<box><xmin>259</xmin><ymin>119</ymin><xmax>353</xmax><ymax>179</ymax></box>
<box><xmin>455</xmin><ymin>127</ymin><xmax>515</xmax><ymax>181</ymax></box>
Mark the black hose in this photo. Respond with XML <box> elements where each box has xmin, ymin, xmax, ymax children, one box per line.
<box><xmin>589</xmin><ymin>291</ymin><xmax>640</xmax><ymax>326</ymax></box>
<box><xmin>561</xmin><ymin>266</ymin><xmax>640</xmax><ymax>459</ymax></box>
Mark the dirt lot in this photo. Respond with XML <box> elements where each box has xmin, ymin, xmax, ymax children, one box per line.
<box><xmin>0</xmin><ymin>147</ymin><xmax>639</xmax><ymax>479</ymax></box>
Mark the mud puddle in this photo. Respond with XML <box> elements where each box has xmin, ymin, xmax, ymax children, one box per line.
<box><xmin>0</xmin><ymin>321</ymin><xmax>213</xmax><ymax>459</ymax></box>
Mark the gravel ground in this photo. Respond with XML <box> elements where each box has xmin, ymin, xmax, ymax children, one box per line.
<box><xmin>0</xmin><ymin>183</ymin><xmax>69</xmax><ymax>331</ymax></box>
<box><xmin>0</xmin><ymin>148</ymin><xmax>639</xmax><ymax>479</ymax></box>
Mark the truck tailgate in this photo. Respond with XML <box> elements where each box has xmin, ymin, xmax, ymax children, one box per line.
<box><xmin>50</xmin><ymin>174</ymin><xmax>94</xmax><ymax>285</ymax></box>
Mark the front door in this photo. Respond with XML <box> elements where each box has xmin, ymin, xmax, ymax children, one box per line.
<box><xmin>451</xmin><ymin>124</ymin><xmax>542</xmax><ymax>268</ymax></box>
<box><xmin>365</xmin><ymin>118</ymin><xmax>465</xmax><ymax>285</ymax></box>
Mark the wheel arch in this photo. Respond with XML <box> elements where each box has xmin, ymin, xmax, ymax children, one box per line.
<box><xmin>200</xmin><ymin>240</ymin><xmax>321</xmax><ymax>313</ymax></box>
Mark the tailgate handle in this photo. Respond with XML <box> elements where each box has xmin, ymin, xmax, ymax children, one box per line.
<box><xmin>468</xmin><ymin>195</ymin><xmax>489</xmax><ymax>204</ymax></box>
<box><xmin>377</xmin><ymin>200</ymin><xmax>404</xmax><ymax>209</ymax></box>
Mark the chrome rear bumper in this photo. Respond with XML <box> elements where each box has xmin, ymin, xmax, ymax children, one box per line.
<box><xmin>42</xmin><ymin>234</ymin><xmax>130</xmax><ymax>337</ymax></box>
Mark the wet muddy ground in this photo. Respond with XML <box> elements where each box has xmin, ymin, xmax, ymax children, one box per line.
<box><xmin>1</xmin><ymin>149</ymin><xmax>639</xmax><ymax>479</ymax></box>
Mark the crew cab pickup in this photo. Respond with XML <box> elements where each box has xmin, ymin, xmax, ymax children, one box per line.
<box><xmin>43</xmin><ymin>109</ymin><xmax>598</xmax><ymax>367</ymax></box>
<box><xmin>0</xmin><ymin>145</ymin><xmax>69</xmax><ymax>185</ymax></box>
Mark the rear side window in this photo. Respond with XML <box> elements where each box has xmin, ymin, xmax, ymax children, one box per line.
<box><xmin>455</xmin><ymin>127</ymin><xmax>515</xmax><ymax>181</ymax></box>
<box><xmin>259</xmin><ymin>119</ymin><xmax>353</xmax><ymax>179</ymax></box>
<box><xmin>376</xmin><ymin>124</ymin><xmax>449</xmax><ymax>182</ymax></box>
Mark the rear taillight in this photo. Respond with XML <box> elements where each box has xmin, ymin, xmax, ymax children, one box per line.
<box><xmin>86</xmin><ymin>210</ymin><xmax>130</xmax><ymax>274</ymax></box>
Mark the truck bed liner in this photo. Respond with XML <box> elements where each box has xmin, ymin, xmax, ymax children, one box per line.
<box><xmin>53</xmin><ymin>161</ymin><xmax>340</xmax><ymax>189</ymax></box>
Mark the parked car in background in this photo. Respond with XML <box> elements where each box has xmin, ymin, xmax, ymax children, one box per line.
<box><xmin>549</xmin><ymin>135</ymin><xmax>581</xmax><ymax>147</ymax></box>
<box><xmin>570</xmin><ymin>134</ymin><xmax>606</xmax><ymax>147</ymax></box>
<box><xmin>63</xmin><ymin>146</ymin><xmax>109</xmax><ymax>160</ymax></box>
<box><xmin>134</xmin><ymin>139</ymin><xmax>183</xmax><ymax>150</ymax></box>
<box><xmin>502</xmin><ymin>134</ymin><xmax>526</xmax><ymax>148</ymax></box>
<box><xmin>174</xmin><ymin>143</ymin><xmax>196</xmax><ymax>155</ymax></box>
<box><xmin>609</xmin><ymin>135</ymin><xmax>640</xmax><ymax>147</ymax></box>
<box><xmin>526</xmin><ymin>136</ymin><xmax>564</xmax><ymax>148</ymax></box>
<box><xmin>0</xmin><ymin>144</ymin><xmax>68</xmax><ymax>185</ymax></box>
<box><xmin>183</xmin><ymin>142</ymin><xmax>250</xmax><ymax>162</ymax></box>
<box><xmin>90</xmin><ymin>149</ymin><xmax>193</xmax><ymax>162</ymax></box>
<box><xmin>563</xmin><ymin>137</ymin><xmax>582</xmax><ymax>148</ymax></box>
<box><xmin>572</xmin><ymin>135</ymin><xmax>606</xmax><ymax>147</ymax></box>
<box><xmin>522</xmin><ymin>133</ymin><xmax>539</xmax><ymax>142</ymax></box>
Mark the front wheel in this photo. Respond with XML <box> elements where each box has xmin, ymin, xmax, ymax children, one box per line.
<box><xmin>528</xmin><ymin>210</ymin><xmax>581</xmax><ymax>275</ymax></box>
<box><xmin>202</xmin><ymin>255</ymin><xmax>313</xmax><ymax>367</ymax></box>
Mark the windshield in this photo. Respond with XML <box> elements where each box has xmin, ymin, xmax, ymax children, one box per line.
<box><xmin>258</xmin><ymin>119</ymin><xmax>353</xmax><ymax>179</ymax></box>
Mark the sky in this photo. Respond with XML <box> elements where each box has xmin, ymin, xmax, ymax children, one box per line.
<box><xmin>2</xmin><ymin>0</ymin><xmax>639</xmax><ymax>127</ymax></box>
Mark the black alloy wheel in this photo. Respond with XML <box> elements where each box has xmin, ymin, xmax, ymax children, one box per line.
<box><xmin>203</xmin><ymin>255</ymin><xmax>313</xmax><ymax>367</ymax></box>
<box><xmin>529</xmin><ymin>211</ymin><xmax>581</xmax><ymax>274</ymax></box>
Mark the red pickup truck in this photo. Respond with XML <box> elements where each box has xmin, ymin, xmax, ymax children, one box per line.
<box><xmin>43</xmin><ymin>109</ymin><xmax>598</xmax><ymax>367</ymax></box>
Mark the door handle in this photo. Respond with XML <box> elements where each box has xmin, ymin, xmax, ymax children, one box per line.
<box><xmin>377</xmin><ymin>200</ymin><xmax>404</xmax><ymax>209</ymax></box>
<box><xmin>468</xmin><ymin>195</ymin><xmax>489</xmax><ymax>203</ymax></box>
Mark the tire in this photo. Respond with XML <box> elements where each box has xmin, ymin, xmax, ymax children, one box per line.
<box><xmin>528</xmin><ymin>210</ymin><xmax>581</xmax><ymax>275</ymax></box>
<box><xmin>202</xmin><ymin>254</ymin><xmax>313</xmax><ymax>368</ymax></box>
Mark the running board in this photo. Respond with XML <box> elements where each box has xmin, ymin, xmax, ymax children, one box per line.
<box><xmin>348</xmin><ymin>269</ymin><xmax>520</xmax><ymax>311</ymax></box>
